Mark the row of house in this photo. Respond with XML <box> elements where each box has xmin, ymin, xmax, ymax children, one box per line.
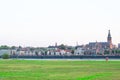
<box><xmin>0</xmin><ymin>46</ymin><xmax>84</xmax><ymax>56</ymax></box>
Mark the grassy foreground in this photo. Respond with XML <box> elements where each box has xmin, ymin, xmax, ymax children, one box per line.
<box><xmin>0</xmin><ymin>60</ymin><xmax>120</xmax><ymax>80</ymax></box>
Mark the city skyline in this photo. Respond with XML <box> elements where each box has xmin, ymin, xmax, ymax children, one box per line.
<box><xmin>0</xmin><ymin>0</ymin><xmax>120</xmax><ymax>47</ymax></box>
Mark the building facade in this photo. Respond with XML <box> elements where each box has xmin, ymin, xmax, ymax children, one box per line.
<box><xmin>85</xmin><ymin>30</ymin><xmax>114</xmax><ymax>55</ymax></box>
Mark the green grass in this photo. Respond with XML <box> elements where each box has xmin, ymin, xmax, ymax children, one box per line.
<box><xmin>0</xmin><ymin>60</ymin><xmax>120</xmax><ymax>80</ymax></box>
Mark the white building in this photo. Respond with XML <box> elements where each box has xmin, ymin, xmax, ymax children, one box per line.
<box><xmin>74</xmin><ymin>46</ymin><xmax>84</xmax><ymax>55</ymax></box>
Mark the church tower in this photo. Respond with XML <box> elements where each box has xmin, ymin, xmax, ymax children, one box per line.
<box><xmin>107</xmin><ymin>30</ymin><xmax>112</xmax><ymax>49</ymax></box>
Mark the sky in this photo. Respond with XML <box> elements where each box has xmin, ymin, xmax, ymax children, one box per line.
<box><xmin>0</xmin><ymin>0</ymin><xmax>120</xmax><ymax>47</ymax></box>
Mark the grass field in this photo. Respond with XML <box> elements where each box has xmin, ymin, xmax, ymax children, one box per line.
<box><xmin>0</xmin><ymin>60</ymin><xmax>120</xmax><ymax>80</ymax></box>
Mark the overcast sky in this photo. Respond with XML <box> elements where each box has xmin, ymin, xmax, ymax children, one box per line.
<box><xmin>0</xmin><ymin>0</ymin><xmax>120</xmax><ymax>47</ymax></box>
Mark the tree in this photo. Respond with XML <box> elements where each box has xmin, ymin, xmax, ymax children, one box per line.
<box><xmin>45</xmin><ymin>51</ymin><xmax>47</xmax><ymax>55</ymax></box>
<box><xmin>2</xmin><ymin>53</ymin><xmax>10</xmax><ymax>59</ymax></box>
<box><xmin>71</xmin><ymin>50</ymin><xmax>74</xmax><ymax>55</ymax></box>
<box><xmin>116</xmin><ymin>50</ymin><xmax>120</xmax><ymax>54</ymax></box>
<box><xmin>0</xmin><ymin>45</ymin><xmax>10</xmax><ymax>49</ymax></box>
<box><xmin>30</xmin><ymin>47</ymin><xmax>34</xmax><ymax>53</ymax></box>
<box><xmin>104</xmin><ymin>50</ymin><xmax>109</xmax><ymax>54</ymax></box>
<box><xmin>35</xmin><ymin>51</ymin><xmax>38</xmax><ymax>56</ymax></box>
<box><xmin>58</xmin><ymin>44</ymin><xmax>66</xmax><ymax>50</ymax></box>
<box><xmin>11</xmin><ymin>46</ymin><xmax>16</xmax><ymax>49</ymax></box>
<box><xmin>112</xmin><ymin>50</ymin><xmax>114</xmax><ymax>54</ymax></box>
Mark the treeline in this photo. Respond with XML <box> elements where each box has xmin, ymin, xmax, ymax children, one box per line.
<box><xmin>104</xmin><ymin>49</ymin><xmax>120</xmax><ymax>54</ymax></box>
<box><xmin>0</xmin><ymin>45</ymin><xmax>10</xmax><ymax>49</ymax></box>
<box><xmin>0</xmin><ymin>45</ymin><xmax>22</xmax><ymax>49</ymax></box>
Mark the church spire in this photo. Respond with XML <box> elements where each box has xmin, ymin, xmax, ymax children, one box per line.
<box><xmin>107</xmin><ymin>30</ymin><xmax>112</xmax><ymax>42</ymax></box>
<box><xmin>108</xmin><ymin>30</ymin><xmax>111</xmax><ymax>38</ymax></box>
<box><xmin>107</xmin><ymin>30</ymin><xmax>112</xmax><ymax>49</ymax></box>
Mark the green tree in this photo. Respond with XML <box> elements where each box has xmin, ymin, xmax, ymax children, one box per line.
<box><xmin>2</xmin><ymin>53</ymin><xmax>10</xmax><ymax>59</ymax></box>
<box><xmin>35</xmin><ymin>51</ymin><xmax>38</xmax><ymax>56</ymax></box>
<box><xmin>0</xmin><ymin>45</ymin><xmax>10</xmax><ymax>49</ymax></box>
<box><xmin>71</xmin><ymin>50</ymin><xmax>74</xmax><ymax>55</ymax></box>
<box><xmin>11</xmin><ymin>46</ymin><xmax>16</xmax><ymax>49</ymax></box>
<box><xmin>112</xmin><ymin>50</ymin><xmax>114</xmax><ymax>54</ymax></box>
<box><xmin>45</xmin><ymin>51</ymin><xmax>47</xmax><ymax>55</ymax></box>
<box><xmin>117</xmin><ymin>50</ymin><xmax>120</xmax><ymax>53</ymax></box>
<box><xmin>104</xmin><ymin>50</ymin><xmax>109</xmax><ymax>54</ymax></box>
<box><xmin>58</xmin><ymin>44</ymin><xmax>66</xmax><ymax>50</ymax></box>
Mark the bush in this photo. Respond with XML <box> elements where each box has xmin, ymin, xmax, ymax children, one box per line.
<box><xmin>2</xmin><ymin>53</ymin><xmax>10</xmax><ymax>59</ymax></box>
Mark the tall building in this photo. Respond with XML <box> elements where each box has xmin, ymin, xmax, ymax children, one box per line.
<box><xmin>107</xmin><ymin>30</ymin><xmax>113</xmax><ymax>49</ymax></box>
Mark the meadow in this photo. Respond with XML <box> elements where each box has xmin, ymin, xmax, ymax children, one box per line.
<box><xmin>0</xmin><ymin>60</ymin><xmax>120</xmax><ymax>80</ymax></box>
